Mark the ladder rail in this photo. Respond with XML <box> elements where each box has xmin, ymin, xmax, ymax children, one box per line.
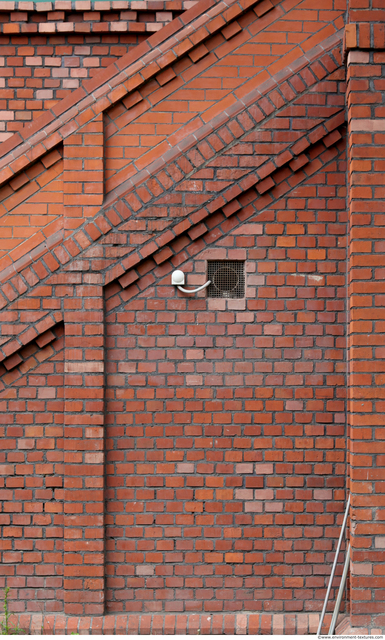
<box><xmin>328</xmin><ymin>542</ymin><xmax>351</xmax><ymax>636</ymax></box>
<box><xmin>317</xmin><ymin>495</ymin><xmax>350</xmax><ymax>635</ymax></box>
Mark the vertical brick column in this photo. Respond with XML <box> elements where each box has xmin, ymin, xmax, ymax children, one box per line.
<box><xmin>347</xmin><ymin>47</ymin><xmax>385</xmax><ymax>631</ymax></box>
<box><xmin>63</xmin><ymin>275</ymin><xmax>105</xmax><ymax>616</ymax></box>
<box><xmin>63</xmin><ymin>113</ymin><xmax>104</xmax><ymax>232</ymax></box>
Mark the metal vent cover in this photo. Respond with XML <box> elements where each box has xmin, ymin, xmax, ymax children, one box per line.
<box><xmin>207</xmin><ymin>261</ymin><xmax>245</xmax><ymax>299</ymax></box>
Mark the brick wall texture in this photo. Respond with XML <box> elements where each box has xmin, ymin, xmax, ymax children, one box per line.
<box><xmin>0</xmin><ymin>0</ymin><xmax>384</xmax><ymax>633</ymax></box>
<box><xmin>0</xmin><ymin>1</ymin><xmax>196</xmax><ymax>141</ymax></box>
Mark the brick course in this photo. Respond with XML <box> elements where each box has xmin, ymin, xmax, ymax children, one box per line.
<box><xmin>0</xmin><ymin>611</ymin><xmax>342</xmax><ymax>634</ymax></box>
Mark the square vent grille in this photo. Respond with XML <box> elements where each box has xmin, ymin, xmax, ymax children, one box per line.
<box><xmin>207</xmin><ymin>261</ymin><xmax>245</xmax><ymax>299</ymax></box>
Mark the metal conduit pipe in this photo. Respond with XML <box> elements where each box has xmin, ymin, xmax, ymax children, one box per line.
<box><xmin>317</xmin><ymin>495</ymin><xmax>350</xmax><ymax>635</ymax></box>
<box><xmin>176</xmin><ymin>281</ymin><xmax>211</xmax><ymax>294</ymax></box>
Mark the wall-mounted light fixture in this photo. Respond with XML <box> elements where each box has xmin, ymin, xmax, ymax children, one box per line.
<box><xmin>171</xmin><ymin>269</ymin><xmax>211</xmax><ymax>294</ymax></box>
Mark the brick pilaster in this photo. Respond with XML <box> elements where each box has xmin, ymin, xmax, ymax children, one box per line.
<box><xmin>63</xmin><ymin>113</ymin><xmax>104</xmax><ymax>232</ymax></box>
<box><xmin>63</xmin><ymin>275</ymin><xmax>105</xmax><ymax>616</ymax></box>
<box><xmin>347</xmin><ymin>47</ymin><xmax>385</xmax><ymax>631</ymax></box>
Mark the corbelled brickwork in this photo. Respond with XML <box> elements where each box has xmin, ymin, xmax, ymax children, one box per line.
<box><xmin>0</xmin><ymin>0</ymin><xmax>385</xmax><ymax>633</ymax></box>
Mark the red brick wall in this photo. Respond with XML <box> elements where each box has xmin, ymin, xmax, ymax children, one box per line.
<box><xmin>0</xmin><ymin>1</ymin><xmax>194</xmax><ymax>141</ymax></box>
<box><xmin>103</xmin><ymin>135</ymin><xmax>347</xmax><ymax>615</ymax></box>
<box><xmin>8</xmin><ymin>0</ymin><xmax>385</xmax><ymax>629</ymax></box>
<box><xmin>346</xmin><ymin>33</ymin><xmax>385</xmax><ymax>634</ymax></box>
<box><xmin>0</xmin><ymin>149</ymin><xmax>63</xmax><ymax>268</ymax></box>
<box><xmin>0</xmin><ymin>330</ymin><xmax>64</xmax><ymax>613</ymax></box>
<box><xmin>0</xmin><ymin>134</ymin><xmax>347</xmax><ymax>616</ymax></box>
<box><xmin>0</xmin><ymin>0</ymin><xmax>346</xmax><ymax>143</ymax></box>
<box><xmin>0</xmin><ymin>33</ymin><xmax>145</xmax><ymax>140</ymax></box>
<box><xmin>0</xmin><ymin>0</ymin><xmax>346</xmax><ymax>277</ymax></box>
<box><xmin>103</xmin><ymin>0</ymin><xmax>345</xmax><ymax>197</ymax></box>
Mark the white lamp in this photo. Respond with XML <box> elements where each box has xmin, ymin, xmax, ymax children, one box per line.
<box><xmin>171</xmin><ymin>269</ymin><xmax>211</xmax><ymax>294</ymax></box>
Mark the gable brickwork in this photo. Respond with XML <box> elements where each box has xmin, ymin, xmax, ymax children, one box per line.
<box><xmin>1</xmin><ymin>0</ymin><xmax>385</xmax><ymax>633</ymax></box>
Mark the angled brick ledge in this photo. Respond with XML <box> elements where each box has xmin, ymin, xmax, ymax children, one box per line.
<box><xmin>0</xmin><ymin>33</ymin><xmax>344</xmax><ymax>313</ymax></box>
<box><xmin>102</xmin><ymin>29</ymin><xmax>344</xmax><ymax>199</ymax></box>
<box><xmin>0</xmin><ymin>309</ymin><xmax>63</xmax><ymax>367</ymax></box>
<box><xmin>0</xmin><ymin>103</ymin><xmax>345</xmax><ymax>334</ymax></box>
<box><xmin>103</xmin><ymin>125</ymin><xmax>345</xmax><ymax>309</ymax></box>
<box><xmin>0</xmin><ymin>322</ymin><xmax>63</xmax><ymax>393</ymax></box>
<box><xmin>0</xmin><ymin>1</ymin><xmax>202</xmax><ymax>140</ymax></box>
<box><xmin>0</xmin><ymin>124</ymin><xmax>345</xmax><ymax>372</ymax></box>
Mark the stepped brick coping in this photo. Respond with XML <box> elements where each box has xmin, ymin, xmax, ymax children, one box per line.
<box><xmin>0</xmin><ymin>106</ymin><xmax>344</xmax><ymax>328</ymax></box>
<box><xmin>103</xmin><ymin>110</ymin><xmax>345</xmax><ymax>289</ymax></box>
<box><xmin>0</xmin><ymin>29</ymin><xmax>344</xmax><ymax>291</ymax></box>
<box><xmin>102</xmin><ymin>28</ymin><xmax>343</xmax><ymax>199</ymax></box>
<box><xmin>102</xmin><ymin>39</ymin><xmax>344</xmax><ymax>206</ymax></box>
<box><xmin>0</xmin><ymin>611</ymin><xmax>351</xmax><ymax>635</ymax></box>
<box><xmin>0</xmin><ymin>48</ymin><xmax>345</xmax><ymax>363</ymax></box>
<box><xmin>0</xmin><ymin>0</ymin><xmax>266</xmax><ymax>175</ymax></box>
